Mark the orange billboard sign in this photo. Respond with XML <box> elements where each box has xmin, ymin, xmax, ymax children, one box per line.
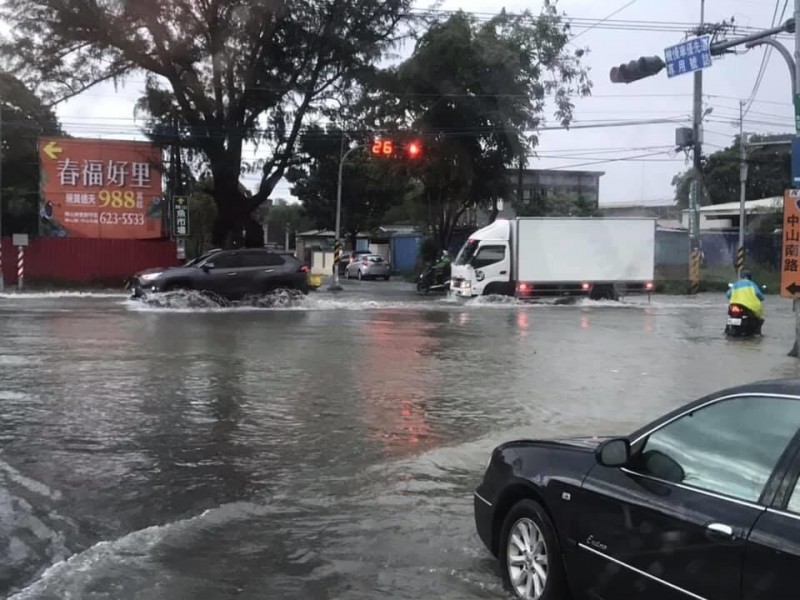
<box><xmin>38</xmin><ymin>137</ymin><xmax>164</xmax><ymax>239</ymax></box>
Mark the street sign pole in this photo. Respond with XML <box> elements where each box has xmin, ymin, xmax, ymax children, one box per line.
<box><xmin>792</xmin><ymin>0</ymin><xmax>800</xmax><ymax>357</ymax></box>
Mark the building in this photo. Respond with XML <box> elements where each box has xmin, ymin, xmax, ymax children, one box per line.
<box><xmin>601</xmin><ymin>202</ymin><xmax>683</xmax><ymax>229</ymax></box>
<box><xmin>473</xmin><ymin>168</ymin><xmax>605</xmax><ymax>225</ymax></box>
<box><xmin>680</xmin><ymin>197</ymin><xmax>781</xmax><ymax>231</ymax></box>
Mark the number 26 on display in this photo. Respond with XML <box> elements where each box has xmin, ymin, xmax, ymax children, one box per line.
<box><xmin>98</xmin><ymin>190</ymin><xmax>137</xmax><ymax>209</ymax></box>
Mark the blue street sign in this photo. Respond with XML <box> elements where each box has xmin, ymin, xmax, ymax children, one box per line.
<box><xmin>664</xmin><ymin>36</ymin><xmax>712</xmax><ymax>78</ymax></box>
<box><xmin>792</xmin><ymin>138</ymin><xmax>800</xmax><ymax>187</ymax></box>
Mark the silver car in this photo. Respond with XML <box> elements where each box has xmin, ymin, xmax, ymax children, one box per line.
<box><xmin>344</xmin><ymin>254</ymin><xmax>391</xmax><ymax>280</ymax></box>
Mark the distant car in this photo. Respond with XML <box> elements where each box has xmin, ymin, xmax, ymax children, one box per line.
<box><xmin>129</xmin><ymin>248</ymin><xmax>310</xmax><ymax>299</ymax></box>
<box><xmin>337</xmin><ymin>250</ymin><xmax>372</xmax><ymax>276</ymax></box>
<box><xmin>474</xmin><ymin>379</ymin><xmax>800</xmax><ymax>600</ymax></box>
<box><xmin>344</xmin><ymin>254</ymin><xmax>390</xmax><ymax>280</ymax></box>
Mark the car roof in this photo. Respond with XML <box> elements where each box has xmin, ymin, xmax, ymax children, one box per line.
<box><xmin>628</xmin><ymin>378</ymin><xmax>800</xmax><ymax>440</ymax></box>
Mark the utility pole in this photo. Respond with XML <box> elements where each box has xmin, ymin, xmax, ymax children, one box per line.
<box><xmin>737</xmin><ymin>101</ymin><xmax>748</xmax><ymax>276</ymax></box>
<box><xmin>0</xmin><ymin>104</ymin><xmax>4</xmax><ymax>293</ymax></box>
<box><xmin>688</xmin><ymin>0</ymin><xmax>705</xmax><ymax>296</ymax></box>
<box><xmin>329</xmin><ymin>141</ymin><xmax>363</xmax><ymax>292</ymax></box>
<box><xmin>792</xmin><ymin>0</ymin><xmax>800</xmax><ymax>356</ymax></box>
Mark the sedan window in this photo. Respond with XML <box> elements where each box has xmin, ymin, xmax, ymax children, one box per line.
<box><xmin>633</xmin><ymin>396</ymin><xmax>800</xmax><ymax>503</ymax></box>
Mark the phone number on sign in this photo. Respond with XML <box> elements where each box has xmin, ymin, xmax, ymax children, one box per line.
<box><xmin>99</xmin><ymin>212</ymin><xmax>146</xmax><ymax>226</ymax></box>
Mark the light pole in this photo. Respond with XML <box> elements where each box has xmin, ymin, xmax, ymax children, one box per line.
<box><xmin>328</xmin><ymin>143</ymin><xmax>364</xmax><ymax>291</ymax></box>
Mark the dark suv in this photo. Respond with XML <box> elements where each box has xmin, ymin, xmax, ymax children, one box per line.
<box><xmin>129</xmin><ymin>248</ymin><xmax>310</xmax><ymax>299</ymax></box>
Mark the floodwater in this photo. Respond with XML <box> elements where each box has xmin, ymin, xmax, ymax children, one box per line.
<box><xmin>0</xmin><ymin>282</ymin><xmax>798</xmax><ymax>599</ymax></box>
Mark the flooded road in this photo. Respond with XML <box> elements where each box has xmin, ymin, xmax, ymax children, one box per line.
<box><xmin>1</xmin><ymin>282</ymin><xmax>799</xmax><ymax>599</ymax></box>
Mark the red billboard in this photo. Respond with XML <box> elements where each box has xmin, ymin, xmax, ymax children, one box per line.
<box><xmin>38</xmin><ymin>137</ymin><xmax>165</xmax><ymax>239</ymax></box>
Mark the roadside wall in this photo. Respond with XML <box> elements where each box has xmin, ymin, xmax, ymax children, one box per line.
<box><xmin>1</xmin><ymin>237</ymin><xmax>179</xmax><ymax>285</ymax></box>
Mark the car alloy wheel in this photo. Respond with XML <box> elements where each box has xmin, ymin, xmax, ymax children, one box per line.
<box><xmin>500</xmin><ymin>500</ymin><xmax>565</xmax><ymax>600</ymax></box>
<box><xmin>506</xmin><ymin>517</ymin><xmax>549</xmax><ymax>600</ymax></box>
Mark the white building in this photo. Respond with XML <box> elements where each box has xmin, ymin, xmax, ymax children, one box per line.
<box><xmin>680</xmin><ymin>197</ymin><xmax>781</xmax><ymax>231</ymax></box>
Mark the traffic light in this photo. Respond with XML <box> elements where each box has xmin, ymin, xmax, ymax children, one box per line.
<box><xmin>370</xmin><ymin>138</ymin><xmax>422</xmax><ymax>159</ymax></box>
<box><xmin>609</xmin><ymin>56</ymin><xmax>665</xmax><ymax>84</ymax></box>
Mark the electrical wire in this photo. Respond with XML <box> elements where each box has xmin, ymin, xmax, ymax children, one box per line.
<box><xmin>742</xmin><ymin>0</ymin><xmax>789</xmax><ymax>119</ymax></box>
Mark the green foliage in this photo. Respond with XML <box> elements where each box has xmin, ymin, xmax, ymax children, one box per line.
<box><xmin>285</xmin><ymin>125</ymin><xmax>411</xmax><ymax>245</ymax></box>
<box><xmin>1</xmin><ymin>0</ymin><xmax>413</xmax><ymax>245</ymax></box>
<box><xmin>365</xmin><ymin>4</ymin><xmax>590</xmax><ymax>246</ymax></box>
<box><xmin>0</xmin><ymin>71</ymin><xmax>62</xmax><ymax>236</ymax></box>
<box><xmin>672</xmin><ymin>135</ymin><xmax>790</xmax><ymax>208</ymax></box>
<box><xmin>419</xmin><ymin>237</ymin><xmax>441</xmax><ymax>263</ymax></box>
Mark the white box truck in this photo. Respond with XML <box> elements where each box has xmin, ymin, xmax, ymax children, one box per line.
<box><xmin>449</xmin><ymin>217</ymin><xmax>656</xmax><ymax>300</ymax></box>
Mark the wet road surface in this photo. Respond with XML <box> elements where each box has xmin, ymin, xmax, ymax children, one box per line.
<box><xmin>1</xmin><ymin>282</ymin><xmax>799</xmax><ymax>599</ymax></box>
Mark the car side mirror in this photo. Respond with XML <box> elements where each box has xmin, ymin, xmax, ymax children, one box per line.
<box><xmin>202</xmin><ymin>262</ymin><xmax>215</xmax><ymax>271</ymax></box>
<box><xmin>596</xmin><ymin>438</ymin><xmax>630</xmax><ymax>468</ymax></box>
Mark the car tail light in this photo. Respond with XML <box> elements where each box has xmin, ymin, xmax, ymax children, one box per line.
<box><xmin>581</xmin><ymin>282</ymin><xmax>591</xmax><ymax>291</ymax></box>
<box><xmin>299</xmin><ymin>265</ymin><xmax>309</xmax><ymax>272</ymax></box>
<box><xmin>518</xmin><ymin>283</ymin><xmax>531</xmax><ymax>293</ymax></box>
<box><xmin>362</xmin><ymin>260</ymin><xmax>369</xmax><ymax>266</ymax></box>
<box><xmin>645</xmin><ymin>281</ymin><xmax>654</xmax><ymax>291</ymax></box>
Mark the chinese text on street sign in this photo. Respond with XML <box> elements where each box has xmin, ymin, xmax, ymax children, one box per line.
<box><xmin>782</xmin><ymin>189</ymin><xmax>800</xmax><ymax>298</ymax></box>
<box><xmin>38</xmin><ymin>137</ymin><xmax>164</xmax><ymax>239</ymax></box>
<box><xmin>664</xmin><ymin>36</ymin><xmax>712</xmax><ymax>78</ymax></box>
<box><xmin>172</xmin><ymin>196</ymin><xmax>190</xmax><ymax>238</ymax></box>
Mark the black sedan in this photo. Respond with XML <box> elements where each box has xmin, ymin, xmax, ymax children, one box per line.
<box><xmin>129</xmin><ymin>248</ymin><xmax>310</xmax><ymax>299</ymax></box>
<box><xmin>474</xmin><ymin>379</ymin><xmax>800</xmax><ymax>600</ymax></box>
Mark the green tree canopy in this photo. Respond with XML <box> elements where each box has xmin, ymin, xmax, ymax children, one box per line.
<box><xmin>364</xmin><ymin>4</ymin><xmax>590</xmax><ymax>246</ymax></box>
<box><xmin>672</xmin><ymin>135</ymin><xmax>790</xmax><ymax>208</ymax></box>
<box><xmin>0</xmin><ymin>71</ymin><xmax>62</xmax><ymax>235</ymax></box>
<box><xmin>285</xmin><ymin>124</ymin><xmax>412</xmax><ymax>247</ymax></box>
<box><xmin>0</xmin><ymin>0</ymin><xmax>413</xmax><ymax>247</ymax></box>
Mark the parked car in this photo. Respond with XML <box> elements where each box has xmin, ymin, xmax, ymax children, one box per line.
<box><xmin>344</xmin><ymin>254</ymin><xmax>390</xmax><ymax>280</ymax></box>
<box><xmin>474</xmin><ymin>379</ymin><xmax>800</xmax><ymax>600</ymax></box>
<box><xmin>129</xmin><ymin>248</ymin><xmax>310</xmax><ymax>299</ymax></box>
<box><xmin>337</xmin><ymin>250</ymin><xmax>372</xmax><ymax>276</ymax></box>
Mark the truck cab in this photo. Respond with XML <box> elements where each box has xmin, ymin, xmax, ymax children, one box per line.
<box><xmin>450</xmin><ymin>220</ymin><xmax>513</xmax><ymax>298</ymax></box>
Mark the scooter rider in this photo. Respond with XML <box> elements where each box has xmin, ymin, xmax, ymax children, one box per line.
<box><xmin>434</xmin><ymin>250</ymin><xmax>452</xmax><ymax>282</ymax></box>
<box><xmin>726</xmin><ymin>269</ymin><xmax>765</xmax><ymax>333</ymax></box>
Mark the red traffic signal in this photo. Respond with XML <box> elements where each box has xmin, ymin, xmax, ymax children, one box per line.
<box><xmin>369</xmin><ymin>138</ymin><xmax>422</xmax><ymax>159</ymax></box>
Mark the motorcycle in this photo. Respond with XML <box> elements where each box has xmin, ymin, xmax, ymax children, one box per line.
<box><xmin>724</xmin><ymin>284</ymin><xmax>766</xmax><ymax>338</ymax></box>
<box><xmin>417</xmin><ymin>263</ymin><xmax>451</xmax><ymax>294</ymax></box>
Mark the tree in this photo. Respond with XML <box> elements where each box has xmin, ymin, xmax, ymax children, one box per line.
<box><xmin>364</xmin><ymin>5</ymin><xmax>590</xmax><ymax>247</ymax></box>
<box><xmin>286</xmin><ymin>125</ymin><xmax>411</xmax><ymax>248</ymax></box>
<box><xmin>1</xmin><ymin>0</ymin><xmax>413</xmax><ymax>247</ymax></box>
<box><xmin>0</xmin><ymin>72</ymin><xmax>62</xmax><ymax>236</ymax></box>
<box><xmin>672</xmin><ymin>135</ymin><xmax>790</xmax><ymax>208</ymax></box>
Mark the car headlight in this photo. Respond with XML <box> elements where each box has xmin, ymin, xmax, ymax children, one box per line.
<box><xmin>139</xmin><ymin>272</ymin><xmax>163</xmax><ymax>282</ymax></box>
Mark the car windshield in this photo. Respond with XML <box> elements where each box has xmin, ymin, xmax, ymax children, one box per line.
<box><xmin>185</xmin><ymin>250</ymin><xmax>219</xmax><ymax>267</ymax></box>
<box><xmin>455</xmin><ymin>240</ymin><xmax>479</xmax><ymax>265</ymax></box>
<box><xmin>365</xmin><ymin>256</ymin><xmax>384</xmax><ymax>263</ymax></box>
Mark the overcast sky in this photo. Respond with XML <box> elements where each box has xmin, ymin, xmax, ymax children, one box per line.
<box><xmin>52</xmin><ymin>0</ymin><xmax>788</xmax><ymax>207</ymax></box>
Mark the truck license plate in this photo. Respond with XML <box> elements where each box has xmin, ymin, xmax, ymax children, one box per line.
<box><xmin>727</xmin><ymin>318</ymin><xmax>742</xmax><ymax>326</ymax></box>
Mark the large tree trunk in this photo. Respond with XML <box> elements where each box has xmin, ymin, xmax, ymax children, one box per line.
<box><xmin>209</xmin><ymin>143</ymin><xmax>265</xmax><ymax>249</ymax></box>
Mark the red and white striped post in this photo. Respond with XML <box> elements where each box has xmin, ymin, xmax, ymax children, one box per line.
<box><xmin>16</xmin><ymin>245</ymin><xmax>23</xmax><ymax>290</ymax></box>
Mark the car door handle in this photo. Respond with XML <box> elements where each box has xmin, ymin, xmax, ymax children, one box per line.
<box><xmin>706</xmin><ymin>523</ymin><xmax>735</xmax><ymax>539</ymax></box>
<box><xmin>263</xmin><ymin>269</ymin><xmax>274</xmax><ymax>273</ymax></box>
<box><xmin>499</xmin><ymin>271</ymin><xmax>507</xmax><ymax>275</ymax></box>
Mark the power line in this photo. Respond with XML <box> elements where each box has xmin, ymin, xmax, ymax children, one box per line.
<box><xmin>742</xmin><ymin>0</ymin><xmax>789</xmax><ymax>119</ymax></box>
<box><xmin>569</xmin><ymin>0</ymin><xmax>640</xmax><ymax>41</ymax></box>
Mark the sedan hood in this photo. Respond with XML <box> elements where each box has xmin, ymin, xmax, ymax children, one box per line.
<box><xmin>498</xmin><ymin>436</ymin><xmax>611</xmax><ymax>453</ymax></box>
